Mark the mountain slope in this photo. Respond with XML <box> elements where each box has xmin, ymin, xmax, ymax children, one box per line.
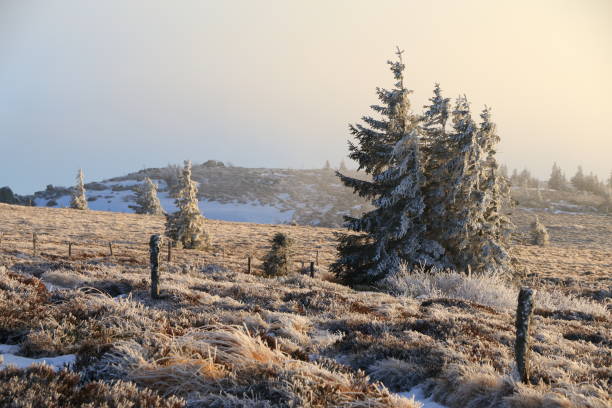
<box><xmin>28</xmin><ymin>162</ymin><xmax>372</xmax><ymax>227</ymax></box>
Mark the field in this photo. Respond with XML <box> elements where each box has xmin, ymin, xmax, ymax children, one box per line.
<box><xmin>0</xmin><ymin>203</ymin><xmax>610</xmax><ymax>407</ymax></box>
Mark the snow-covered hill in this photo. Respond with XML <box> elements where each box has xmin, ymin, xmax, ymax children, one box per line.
<box><xmin>28</xmin><ymin>162</ymin><xmax>371</xmax><ymax>227</ymax></box>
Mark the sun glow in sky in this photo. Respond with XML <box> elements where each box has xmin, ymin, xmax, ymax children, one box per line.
<box><xmin>1</xmin><ymin>0</ymin><xmax>610</xmax><ymax>193</ymax></box>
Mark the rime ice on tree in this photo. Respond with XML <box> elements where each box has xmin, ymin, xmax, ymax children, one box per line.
<box><xmin>165</xmin><ymin>161</ymin><xmax>211</xmax><ymax>249</ymax></box>
<box><xmin>331</xmin><ymin>48</ymin><xmax>445</xmax><ymax>284</ymax></box>
<box><xmin>333</xmin><ymin>50</ymin><xmax>514</xmax><ymax>283</ymax></box>
<box><xmin>131</xmin><ymin>177</ymin><xmax>164</xmax><ymax>215</ymax></box>
<box><xmin>70</xmin><ymin>169</ymin><xmax>88</xmax><ymax>210</ymax></box>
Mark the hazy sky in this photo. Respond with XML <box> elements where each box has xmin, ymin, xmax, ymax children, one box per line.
<box><xmin>1</xmin><ymin>0</ymin><xmax>610</xmax><ymax>194</ymax></box>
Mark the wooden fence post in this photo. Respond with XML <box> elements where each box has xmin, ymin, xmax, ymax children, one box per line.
<box><xmin>310</xmin><ymin>261</ymin><xmax>315</xmax><ymax>278</ymax></box>
<box><xmin>108</xmin><ymin>242</ymin><xmax>113</xmax><ymax>256</ymax></box>
<box><xmin>32</xmin><ymin>232</ymin><xmax>38</xmax><ymax>256</ymax></box>
<box><xmin>515</xmin><ymin>287</ymin><xmax>536</xmax><ymax>383</ymax></box>
<box><xmin>247</xmin><ymin>256</ymin><xmax>252</xmax><ymax>274</ymax></box>
<box><xmin>150</xmin><ymin>234</ymin><xmax>162</xmax><ymax>299</ymax></box>
<box><xmin>68</xmin><ymin>242</ymin><xmax>72</xmax><ymax>258</ymax></box>
<box><xmin>316</xmin><ymin>250</ymin><xmax>319</xmax><ymax>266</ymax></box>
<box><xmin>0</xmin><ymin>232</ymin><xmax>3</xmax><ymax>249</ymax></box>
<box><xmin>167</xmin><ymin>240</ymin><xmax>172</xmax><ymax>263</ymax></box>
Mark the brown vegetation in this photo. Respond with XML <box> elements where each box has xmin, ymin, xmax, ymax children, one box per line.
<box><xmin>0</xmin><ymin>203</ymin><xmax>609</xmax><ymax>407</ymax></box>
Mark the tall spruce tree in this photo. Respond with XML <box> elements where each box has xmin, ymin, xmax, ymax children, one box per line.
<box><xmin>471</xmin><ymin>107</ymin><xmax>512</xmax><ymax>271</ymax></box>
<box><xmin>165</xmin><ymin>161</ymin><xmax>210</xmax><ymax>249</ymax></box>
<box><xmin>438</xmin><ymin>95</ymin><xmax>485</xmax><ymax>271</ymax></box>
<box><xmin>70</xmin><ymin>169</ymin><xmax>88</xmax><ymax>210</ymax></box>
<box><xmin>130</xmin><ymin>177</ymin><xmax>164</xmax><ymax>215</ymax></box>
<box><xmin>331</xmin><ymin>48</ymin><xmax>444</xmax><ymax>284</ymax></box>
<box><xmin>421</xmin><ymin>83</ymin><xmax>452</xmax><ymax>259</ymax></box>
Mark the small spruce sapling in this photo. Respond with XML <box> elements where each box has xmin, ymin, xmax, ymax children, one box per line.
<box><xmin>70</xmin><ymin>169</ymin><xmax>88</xmax><ymax>210</ymax></box>
<box><xmin>131</xmin><ymin>177</ymin><xmax>164</xmax><ymax>215</ymax></box>
<box><xmin>165</xmin><ymin>160</ymin><xmax>211</xmax><ymax>249</ymax></box>
<box><xmin>262</xmin><ymin>232</ymin><xmax>293</xmax><ymax>276</ymax></box>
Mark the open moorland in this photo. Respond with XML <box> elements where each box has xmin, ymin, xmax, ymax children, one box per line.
<box><xmin>0</xmin><ymin>203</ymin><xmax>610</xmax><ymax>407</ymax></box>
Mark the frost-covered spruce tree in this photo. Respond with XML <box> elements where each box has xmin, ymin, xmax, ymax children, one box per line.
<box><xmin>70</xmin><ymin>168</ymin><xmax>88</xmax><ymax>210</ymax></box>
<box><xmin>437</xmin><ymin>96</ymin><xmax>486</xmax><ymax>271</ymax></box>
<box><xmin>130</xmin><ymin>177</ymin><xmax>164</xmax><ymax>215</ymax></box>
<box><xmin>331</xmin><ymin>49</ymin><xmax>444</xmax><ymax>284</ymax></box>
<box><xmin>165</xmin><ymin>160</ymin><xmax>210</xmax><ymax>249</ymax></box>
<box><xmin>420</xmin><ymin>83</ymin><xmax>452</xmax><ymax>255</ymax></box>
<box><xmin>471</xmin><ymin>107</ymin><xmax>512</xmax><ymax>271</ymax></box>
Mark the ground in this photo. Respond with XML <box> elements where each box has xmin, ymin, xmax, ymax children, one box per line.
<box><xmin>0</xmin><ymin>203</ymin><xmax>610</xmax><ymax>407</ymax></box>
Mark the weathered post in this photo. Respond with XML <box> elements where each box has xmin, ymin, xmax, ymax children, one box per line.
<box><xmin>167</xmin><ymin>240</ymin><xmax>172</xmax><ymax>263</ymax></box>
<box><xmin>515</xmin><ymin>287</ymin><xmax>536</xmax><ymax>383</ymax></box>
<box><xmin>32</xmin><ymin>232</ymin><xmax>38</xmax><ymax>256</ymax></box>
<box><xmin>68</xmin><ymin>242</ymin><xmax>73</xmax><ymax>258</ymax></box>
<box><xmin>247</xmin><ymin>256</ymin><xmax>252</xmax><ymax>274</ymax></box>
<box><xmin>315</xmin><ymin>250</ymin><xmax>319</xmax><ymax>266</ymax></box>
<box><xmin>150</xmin><ymin>234</ymin><xmax>162</xmax><ymax>299</ymax></box>
<box><xmin>0</xmin><ymin>232</ymin><xmax>3</xmax><ymax>249</ymax></box>
<box><xmin>108</xmin><ymin>242</ymin><xmax>114</xmax><ymax>256</ymax></box>
<box><xmin>310</xmin><ymin>261</ymin><xmax>315</xmax><ymax>278</ymax></box>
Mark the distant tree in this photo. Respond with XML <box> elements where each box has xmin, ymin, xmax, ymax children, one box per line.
<box><xmin>571</xmin><ymin>166</ymin><xmax>585</xmax><ymax>191</ymax></box>
<box><xmin>548</xmin><ymin>162</ymin><xmax>568</xmax><ymax>191</ymax></box>
<box><xmin>262</xmin><ymin>232</ymin><xmax>293</xmax><ymax>276</ymax></box>
<box><xmin>339</xmin><ymin>159</ymin><xmax>348</xmax><ymax>172</ymax></box>
<box><xmin>323</xmin><ymin>160</ymin><xmax>331</xmax><ymax>170</ymax></box>
<box><xmin>165</xmin><ymin>160</ymin><xmax>210</xmax><ymax>249</ymax></box>
<box><xmin>130</xmin><ymin>177</ymin><xmax>164</xmax><ymax>215</ymax></box>
<box><xmin>0</xmin><ymin>186</ymin><xmax>18</xmax><ymax>204</ymax></box>
<box><xmin>608</xmin><ymin>170</ymin><xmax>612</xmax><ymax>189</ymax></box>
<box><xmin>70</xmin><ymin>169</ymin><xmax>88</xmax><ymax>210</ymax></box>
<box><xmin>499</xmin><ymin>164</ymin><xmax>509</xmax><ymax>180</ymax></box>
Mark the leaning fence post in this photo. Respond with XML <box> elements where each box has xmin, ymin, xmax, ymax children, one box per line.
<box><xmin>32</xmin><ymin>232</ymin><xmax>38</xmax><ymax>256</ymax></box>
<box><xmin>515</xmin><ymin>287</ymin><xmax>536</xmax><ymax>383</ymax></box>
<box><xmin>108</xmin><ymin>242</ymin><xmax>114</xmax><ymax>256</ymax></box>
<box><xmin>247</xmin><ymin>256</ymin><xmax>252</xmax><ymax>274</ymax></box>
<box><xmin>0</xmin><ymin>232</ymin><xmax>3</xmax><ymax>249</ymax></box>
<box><xmin>315</xmin><ymin>250</ymin><xmax>319</xmax><ymax>266</ymax></box>
<box><xmin>150</xmin><ymin>234</ymin><xmax>162</xmax><ymax>299</ymax></box>
<box><xmin>310</xmin><ymin>261</ymin><xmax>315</xmax><ymax>278</ymax></box>
<box><xmin>68</xmin><ymin>242</ymin><xmax>73</xmax><ymax>258</ymax></box>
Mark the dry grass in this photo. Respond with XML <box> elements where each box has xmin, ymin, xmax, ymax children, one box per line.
<box><xmin>0</xmin><ymin>203</ymin><xmax>610</xmax><ymax>407</ymax></box>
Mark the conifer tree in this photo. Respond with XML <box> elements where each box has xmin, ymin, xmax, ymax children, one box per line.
<box><xmin>131</xmin><ymin>177</ymin><xmax>164</xmax><ymax>215</ymax></box>
<box><xmin>339</xmin><ymin>160</ymin><xmax>348</xmax><ymax>172</ymax></box>
<box><xmin>571</xmin><ymin>166</ymin><xmax>585</xmax><ymax>191</ymax></box>
<box><xmin>323</xmin><ymin>160</ymin><xmax>331</xmax><ymax>170</ymax></box>
<box><xmin>548</xmin><ymin>163</ymin><xmax>568</xmax><ymax>191</ymax></box>
<box><xmin>437</xmin><ymin>95</ymin><xmax>486</xmax><ymax>271</ymax></box>
<box><xmin>165</xmin><ymin>160</ymin><xmax>210</xmax><ymax>249</ymax></box>
<box><xmin>420</xmin><ymin>83</ymin><xmax>451</xmax><ymax>253</ymax></box>
<box><xmin>471</xmin><ymin>107</ymin><xmax>512</xmax><ymax>271</ymax></box>
<box><xmin>70</xmin><ymin>169</ymin><xmax>88</xmax><ymax>210</ymax></box>
<box><xmin>331</xmin><ymin>48</ymin><xmax>444</xmax><ymax>284</ymax></box>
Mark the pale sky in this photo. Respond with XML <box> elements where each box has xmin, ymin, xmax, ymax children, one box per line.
<box><xmin>1</xmin><ymin>0</ymin><xmax>610</xmax><ymax>194</ymax></box>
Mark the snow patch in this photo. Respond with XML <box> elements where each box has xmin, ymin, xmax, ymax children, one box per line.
<box><xmin>0</xmin><ymin>345</ymin><xmax>75</xmax><ymax>370</ymax></box>
<box><xmin>398</xmin><ymin>386</ymin><xmax>448</xmax><ymax>408</ymax></box>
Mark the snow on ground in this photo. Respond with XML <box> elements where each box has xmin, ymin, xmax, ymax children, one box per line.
<box><xmin>0</xmin><ymin>345</ymin><xmax>75</xmax><ymax>370</ymax></box>
<box><xmin>398</xmin><ymin>386</ymin><xmax>448</xmax><ymax>408</ymax></box>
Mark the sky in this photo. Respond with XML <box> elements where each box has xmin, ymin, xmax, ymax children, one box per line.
<box><xmin>1</xmin><ymin>0</ymin><xmax>611</xmax><ymax>194</ymax></box>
